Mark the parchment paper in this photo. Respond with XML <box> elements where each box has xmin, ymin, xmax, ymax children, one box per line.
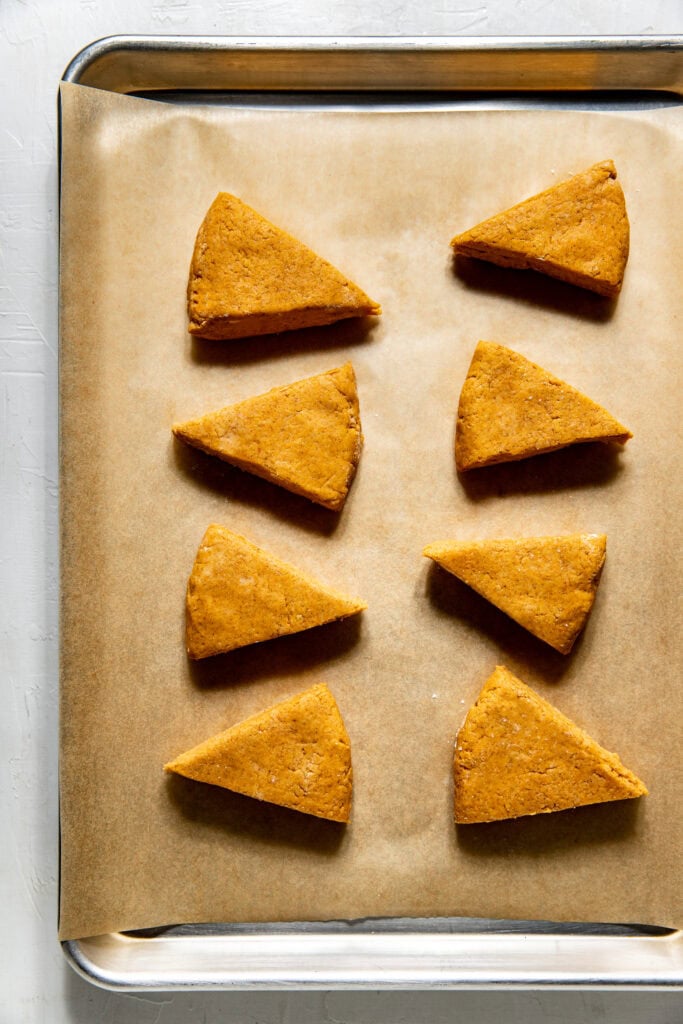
<box><xmin>59</xmin><ymin>82</ymin><xmax>682</xmax><ymax>939</ymax></box>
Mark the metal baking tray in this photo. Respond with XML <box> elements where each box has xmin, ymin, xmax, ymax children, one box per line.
<box><xmin>59</xmin><ymin>34</ymin><xmax>683</xmax><ymax>991</ymax></box>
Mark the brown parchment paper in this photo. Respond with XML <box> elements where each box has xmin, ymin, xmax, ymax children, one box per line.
<box><xmin>59</xmin><ymin>82</ymin><xmax>682</xmax><ymax>940</ymax></box>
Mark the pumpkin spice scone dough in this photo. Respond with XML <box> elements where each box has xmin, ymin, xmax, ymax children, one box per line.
<box><xmin>455</xmin><ymin>341</ymin><xmax>632</xmax><ymax>471</ymax></box>
<box><xmin>424</xmin><ymin>533</ymin><xmax>606</xmax><ymax>654</ymax></box>
<box><xmin>453</xmin><ymin>666</ymin><xmax>647</xmax><ymax>824</ymax></box>
<box><xmin>165</xmin><ymin>683</ymin><xmax>352</xmax><ymax>822</ymax></box>
<box><xmin>450</xmin><ymin>160</ymin><xmax>629</xmax><ymax>297</ymax></box>
<box><xmin>188</xmin><ymin>193</ymin><xmax>381</xmax><ymax>340</ymax></box>
<box><xmin>186</xmin><ymin>524</ymin><xmax>366</xmax><ymax>659</ymax></box>
<box><xmin>173</xmin><ymin>363</ymin><xmax>362</xmax><ymax>511</ymax></box>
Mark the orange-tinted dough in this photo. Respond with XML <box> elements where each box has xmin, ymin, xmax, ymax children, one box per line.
<box><xmin>188</xmin><ymin>193</ymin><xmax>381</xmax><ymax>340</ymax></box>
<box><xmin>451</xmin><ymin>160</ymin><xmax>629</xmax><ymax>296</ymax></box>
<box><xmin>455</xmin><ymin>341</ymin><xmax>632</xmax><ymax>471</ymax></box>
<box><xmin>186</xmin><ymin>524</ymin><xmax>366</xmax><ymax>659</ymax></box>
<box><xmin>173</xmin><ymin>363</ymin><xmax>362</xmax><ymax>511</ymax></box>
<box><xmin>424</xmin><ymin>533</ymin><xmax>606</xmax><ymax>655</ymax></box>
<box><xmin>165</xmin><ymin>683</ymin><xmax>352</xmax><ymax>822</ymax></box>
<box><xmin>454</xmin><ymin>666</ymin><xmax>647</xmax><ymax>824</ymax></box>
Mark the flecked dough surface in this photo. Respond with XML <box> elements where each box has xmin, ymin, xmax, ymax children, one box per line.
<box><xmin>173</xmin><ymin>363</ymin><xmax>362</xmax><ymax>510</ymax></box>
<box><xmin>454</xmin><ymin>666</ymin><xmax>647</xmax><ymax>824</ymax></box>
<box><xmin>424</xmin><ymin>533</ymin><xmax>606</xmax><ymax>654</ymax></box>
<box><xmin>165</xmin><ymin>683</ymin><xmax>353</xmax><ymax>822</ymax></box>
<box><xmin>455</xmin><ymin>341</ymin><xmax>632</xmax><ymax>471</ymax></box>
<box><xmin>450</xmin><ymin>160</ymin><xmax>629</xmax><ymax>296</ymax></box>
<box><xmin>188</xmin><ymin>193</ymin><xmax>381</xmax><ymax>339</ymax></box>
<box><xmin>186</xmin><ymin>524</ymin><xmax>367</xmax><ymax>659</ymax></box>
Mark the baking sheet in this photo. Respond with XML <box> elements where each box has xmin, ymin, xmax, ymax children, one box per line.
<box><xmin>59</xmin><ymin>81</ymin><xmax>682</xmax><ymax>940</ymax></box>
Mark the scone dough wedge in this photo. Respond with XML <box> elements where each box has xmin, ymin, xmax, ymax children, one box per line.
<box><xmin>454</xmin><ymin>666</ymin><xmax>647</xmax><ymax>824</ymax></box>
<box><xmin>173</xmin><ymin>363</ymin><xmax>362</xmax><ymax>511</ymax></box>
<box><xmin>455</xmin><ymin>341</ymin><xmax>632</xmax><ymax>471</ymax></box>
<box><xmin>424</xmin><ymin>533</ymin><xmax>606</xmax><ymax>654</ymax></box>
<box><xmin>186</xmin><ymin>524</ymin><xmax>366</xmax><ymax>659</ymax></box>
<box><xmin>188</xmin><ymin>193</ymin><xmax>381</xmax><ymax>340</ymax></box>
<box><xmin>450</xmin><ymin>160</ymin><xmax>629</xmax><ymax>297</ymax></box>
<box><xmin>165</xmin><ymin>683</ymin><xmax>352</xmax><ymax>822</ymax></box>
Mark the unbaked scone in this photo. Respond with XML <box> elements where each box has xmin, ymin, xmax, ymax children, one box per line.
<box><xmin>186</xmin><ymin>525</ymin><xmax>366</xmax><ymax>659</ymax></box>
<box><xmin>173</xmin><ymin>363</ymin><xmax>362</xmax><ymax>511</ymax></box>
<box><xmin>165</xmin><ymin>683</ymin><xmax>352</xmax><ymax>822</ymax></box>
<box><xmin>450</xmin><ymin>160</ymin><xmax>629</xmax><ymax>297</ymax></box>
<box><xmin>188</xmin><ymin>193</ymin><xmax>381</xmax><ymax>340</ymax></box>
<box><xmin>454</xmin><ymin>666</ymin><xmax>647</xmax><ymax>823</ymax></box>
<box><xmin>455</xmin><ymin>341</ymin><xmax>632</xmax><ymax>471</ymax></box>
<box><xmin>424</xmin><ymin>533</ymin><xmax>606</xmax><ymax>654</ymax></box>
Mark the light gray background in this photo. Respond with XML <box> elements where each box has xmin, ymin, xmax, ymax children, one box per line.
<box><xmin>1</xmin><ymin>1</ymin><xmax>681</xmax><ymax>1021</ymax></box>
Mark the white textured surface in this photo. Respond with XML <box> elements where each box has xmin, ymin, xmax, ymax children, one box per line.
<box><xmin>1</xmin><ymin>2</ymin><xmax>682</xmax><ymax>1021</ymax></box>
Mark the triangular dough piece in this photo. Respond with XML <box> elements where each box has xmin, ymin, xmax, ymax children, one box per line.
<box><xmin>455</xmin><ymin>341</ymin><xmax>632</xmax><ymax>471</ymax></box>
<box><xmin>165</xmin><ymin>683</ymin><xmax>352</xmax><ymax>821</ymax></box>
<box><xmin>454</xmin><ymin>666</ymin><xmax>647</xmax><ymax>823</ymax></box>
<box><xmin>188</xmin><ymin>193</ymin><xmax>381</xmax><ymax>339</ymax></box>
<box><xmin>450</xmin><ymin>160</ymin><xmax>629</xmax><ymax>296</ymax></box>
<box><xmin>424</xmin><ymin>533</ymin><xmax>606</xmax><ymax>654</ymax></box>
<box><xmin>186</xmin><ymin>524</ymin><xmax>366</xmax><ymax>659</ymax></box>
<box><xmin>173</xmin><ymin>363</ymin><xmax>362</xmax><ymax>511</ymax></box>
